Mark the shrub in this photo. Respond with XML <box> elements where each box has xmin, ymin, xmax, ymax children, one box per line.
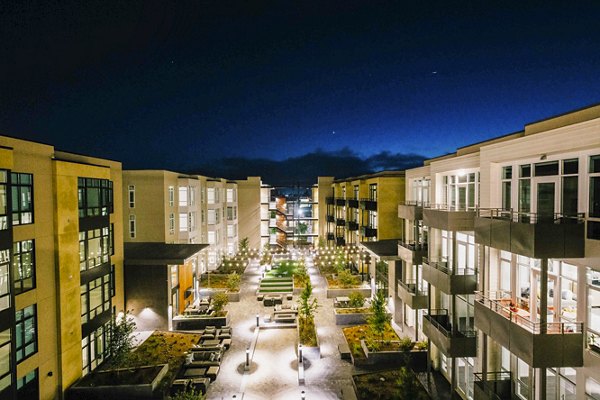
<box><xmin>226</xmin><ymin>272</ymin><xmax>241</xmax><ymax>292</ymax></box>
<box><xmin>367</xmin><ymin>290</ymin><xmax>390</xmax><ymax>341</ymax></box>
<box><xmin>398</xmin><ymin>336</ymin><xmax>414</xmax><ymax>352</ymax></box>
<box><xmin>170</xmin><ymin>388</ymin><xmax>206</xmax><ymax>400</ymax></box>
<box><xmin>298</xmin><ymin>281</ymin><xmax>318</xmax><ymax>320</ymax></box>
<box><xmin>211</xmin><ymin>292</ymin><xmax>229</xmax><ymax>313</ymax></box>
<box><xmin>348</xmin><ymin>291</ymin><xmax>365</xmax><ymax>308</ymax></box>
<box><xmin>107</xmin><ymin>312</ymin><xmax>137</xmax><ymax>368</ymax></box>
<box><xmin>396</xmin><ymin>366</ymin><xmax>429</xmax><ymax>399</ymax></box>
<box><xmin>338</xmin><ymin>269</ymin><xmax>357</xmax><ymax>288</ymax></box>
<box><xmin>414</xmin><ymin>340</ymin><xmax>428</xmax><ymax>351</ymax></box>
<box><xmin>294</xmin><ymin>263</ymin><xmax>309</xmax><ymax>287</ymax></box>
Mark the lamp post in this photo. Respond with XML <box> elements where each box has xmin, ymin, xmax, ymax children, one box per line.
<box><xmin>301</xmin><ymin>390</ymin><xmax>306</xmax><ymax>400</ymax></box>
<box><xmin>298</xmin><ymin>344</ymin><xmax>303</xmax><ymax>364</ymax></box>
<box><xmin>256</xmin><ymin>313</ymin><xmax>260</xmax><ymax>327</ymax></box>
<box><xmin>245</xmin><ymin>346</ymin><xmax>250</xmax><ymax>370</ymax></box>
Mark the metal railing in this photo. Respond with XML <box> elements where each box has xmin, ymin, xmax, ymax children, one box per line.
<box><xmin>422</xmin><ymin>257</ymin><xmax>476</xmax><ymax>276</ymax></box>
<box><xmin>424</xmin><ymin>203</ymin><xmax>477</xmax><ymax>211</ymax></box>
<box><xmin>473</xmin><ymin>372</ymin><xmax>512</xmax><ymax>400</ymax></box>
<box><xmin>400</xmin><ymin>200</ymin><xmax>430</xmax><ymax>207</ymax></box>
<box><xmin>398</xmin><ymin>240</ymin><xmax>427</xmax><ymax>251</ymax></box>
<box><xmin>475</xmin><ymin>291</ymin><xmax>584</xmax><ymax>334</ymax></box>
<box><xmin>397</xmin><ymin>279</ymin><xmax>427</xmax><ymax>296</ymax></box>
<box><xmin>476</xmin><ymin>208</ymin><xmax>585</xmax><ymax>224</ymax></box>
<box><xmin>424</xmin><ymin>309</ymin><xmax>477</xmax><ymax>338</ymax></box>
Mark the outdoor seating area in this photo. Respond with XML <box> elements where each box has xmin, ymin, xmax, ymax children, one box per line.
<box><xmin>262</xmin><ymin>293</ymin><xmax>283</xmax><ymax>306</ymax></box>
<box><xmin>184</xmin><ymin>297</ymin><xmax>217</xmax><ymax>317</ymax></box>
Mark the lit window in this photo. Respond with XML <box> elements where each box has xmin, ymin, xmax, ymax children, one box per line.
<box><xmin>179</xmin><ymin>213</ymin><xmax>187</xmax><ymax>232</ymax></box>
<box><xmin>13</xmin><ymin>240</ymin><xmax>35</xmax><ymax>294</ymax></box>
<box><xmin>129</xmin><ymin>215</ymin><xmax>136</xmax><ymax>239</ymax></box>
<box><xmin>168</xmin><ymin>186</ymin><xmax>175</xmax><ymax>207</ymax></box>
<box><xmin>128</xmin><ymin>185</ymin><xmax>135</xmax><ymax>208</ymax></box>
<box><xmin>179</xmin><ymin>186</ymin><xmax>188</xmax><ymax>207</ymax></box>
<box><xmin>15</xmin><ymin>304</ymin><xmax>37</xmax><ymax>362</ymax></box>
<box><xmin>11</xmin><ymin>172</ymin><xmax>33</xmax><ymax>225</ymax></box>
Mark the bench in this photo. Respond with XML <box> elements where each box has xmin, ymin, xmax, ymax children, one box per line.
<box><xmin>206</xmin><ymin>366</ymin><xmax>220</xmax><ymax>381</ymax></box>
<box><xmin>273</xmin><ymin>313</ymin><xmax>296</xmax><ymax>323</ymax></box>
<box><xmin>190</xmin><ymin>377</ymin><xmax>210</xmax><ymax>395</ymax></box>
<box><xmin>338</xmin><ymin>342</ymin><xmax>352</xmax><ymax>360</ymax></box>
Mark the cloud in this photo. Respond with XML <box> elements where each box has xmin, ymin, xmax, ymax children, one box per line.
<box><xmin>191</xmin><ymin>148</ymin><xmax>426</xmax><ymax>186</ymax></box>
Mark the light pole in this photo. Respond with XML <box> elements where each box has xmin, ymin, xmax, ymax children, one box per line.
<box><xmin>245</xmin><ymin>346</ymin><xmax>250</xmax><ymax>371</ymax></box>
<box><xmin>298</xmin><ymin>344</ymin><xmax>303</xmax><ymax>364</ymax></box>
<box><xmin>256</xmin><ymin>313</ymin><xmax>260</xmax><ymax>327</ymax></box>
<box><xmin>301</xmin><ymin>390</ymin><xmax>306</xmax><ymax>400</ymax></box>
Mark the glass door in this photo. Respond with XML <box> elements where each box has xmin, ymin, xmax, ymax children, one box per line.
<box><xmin>533</xmin><ymin>179</ymin><xmax>558</xmax><ymax>222</ymax></box>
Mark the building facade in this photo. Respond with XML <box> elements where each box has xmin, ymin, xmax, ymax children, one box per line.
<box><xmin>0</xmin><ymin>136</ymin><xmax>124</xmax><ymax>400</ymax></box>
<box><xmin>397</xmin><ymin>104</ymin><xmax>600</xmax><ymax>399</ymax></box>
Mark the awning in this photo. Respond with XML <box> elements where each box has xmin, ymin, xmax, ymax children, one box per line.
<box><xmin>359</xmin><ymin>239</ymin><xmax>401</xmax><ymax>261</ymax></box>
<box><xmin>124</xmin><ymin>242</ymin><xmax>209</xmax><ymax>265</ymax></box>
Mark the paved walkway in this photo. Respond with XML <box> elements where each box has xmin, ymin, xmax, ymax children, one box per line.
<box><xmin>206</xmin><ymin>255</ymin><xmax>358</xmax><ymax>400</ymax></box>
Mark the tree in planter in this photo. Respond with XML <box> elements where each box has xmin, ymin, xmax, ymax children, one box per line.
<box><xmin>298</xmin><ymin>282</ymin><xmax>319</xmax><ymax>346</ymax></box>
<box><xmin>338</xmin><ymin>269</ymin><xmax>357</xmax><ymax>288</ymax></box>
<box><xmin>396</xmin><ymin>366</ymin><xmax>428</xmax><ymax>399</ymax></box>
<box><xmin>211</xmin><ymin>292</ymin><xmax>229</xmax><ymax>314</ymax></box>
<box><xmin>367</xmin><ymin>289</ymin><xmax>391</xmax><ymax>349</ymax></box>
<box><xmin>238</xmin><ymin>237</ymin><xmax>249</xmax><ymax>254</ymax></box>
<box><xmin>170</xmin><ymin>388</ymin><xmax>206</xmax><ymax>400</ymax></box>
<box><xmin>294</xmin><ymin>263</ymin><xmax>310</xmax><ymax>288</ymax></box>
<box><xmin>226</xmin><ymin>272</ymin><xmax>241</xmax><ymax>292</ymax></box>
<box><xmin>107</xmin><ymin>312</ymin><xmax>137</xmax><ymax>368</ymax></box>
<box><xmin>349</xmin><ymin>291</ymin><xmax>365</xmax><ymax>308</ymax></box>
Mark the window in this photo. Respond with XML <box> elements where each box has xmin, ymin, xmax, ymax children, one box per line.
<box><xmin>207</xmin><ymin>188</ymin><xmax>215</xmax><ymax>204</ymax></box>
<box><xmin>353</xmin><ymin>185</ymin><xmax>359</xmax><ymax>200</ymax></box>
<box><xmin>168</xmin><ymin>186</ymin><xmax>175</xmax><ymax>206</ymax></box>
<box><xmin>189</xmin><ymin>186</ymin><xmax>196</xmax><ymax>206</ymax></box>
<box><xmin>591</xmin><ymin>155</ymin><xmax>600</xmax><ymax>218</ymax></box>
<box><xmin>82</xmin><ymin>323</ymin><xmax>109</xmax><ymax>375</ymax></box>
<box><xmin>128</xmin><ymin>185</ymin><xmax>135</xmax><ymax>208</ymax></box>
<box><xmin>169</xmin><ymin>213</ymin><xmax>175</xmax><ymax>234</ymax></box>
<box><xmin>0</xmin><ymin>250</ymin><xmax>10</xmax><ymax>311</ymax></box>
<box><xmin>227</xmin><ymin>188</ymin><xmax>235</xmax><ymax>203</ymax></box>
<box><xmin>11</xmin><ymin>172</ymin><xmax>33</xmax><ymax>225</ymax></box>
<box><xmin>442</xmin><ymin>172</ymin><xmax>478</xmax><ymax>210</ymax></box>
<box><xmin>129</xmin><ymin>215</ymin><xmax>136</xmax><ymax>239</ymax></box>
<box><xmin>110</xmin><ymin>265</ymin><xmax>115</xmax><ymax>297</ymax></box>
<box><xmin>369</xmin><ymin>211</ymin><xmax>378</xmax><ymax>228</ymax></box>
<box><xmin>78</xmin><ymin>178</ymin><xmax>113</xmax><ymax>217</ymax></box>
<box><xmin>188</xmin><ymin>212</ymin><xmax>195</xmax><ymax>232</ymax></box>
<box><xmin>15</xmin><ymin>304</ymin><xmax>37</xmax><ymax>362</ymax></box>
<box><xmin>227</xmin><ymin>206</ymin><xmax>236</xmax><ymax>221</ymax></box>
<box><xmin>208</xmin><ymin>231</ymin><xmax>216</xmax><ymax>245</ymax></box>
<box><xmin>179</xmin><ymin>213</ymin><xmax>187</xmax><ymax>232</ymax></box>
<box><xmin>80</xmin><ymin>228</ymin><xmax>111</xmax><ymax>271</ymax></box>
<box><xmin>227</xmin><ymin>224</ymin><xmax>235</xmax><ymax>238</ymax></box>
<box><xmin>179</xmin><ymin>186</ymin><xmax>188</xmax><ymax>207</ymax></box>
<box><xmin>80</xmin><ymin>274</ymin><xmax>111</xmax><ymax>324</ymax></box>
<box><xmin>502</xmin><ymin>166</ymin><xmax>512</xmax><ymax>210</ymax></box>
<box><xmin>369</xmin><ymin>184</ymin><xmax>377</xmax><ymax>201</ymax></box>
<box><xmin>0</xmin><ymin>171</ymin><xmax>7</xmax><ymax>230</ymax></box>
<box><xmin>17</xmin><ymin>368</ymin><xmax>38</xmax><ymax>399</ymax></box>
<box><xmin>519</xmin><ymin>179</ymin><xmax>531</xmax><ymax>213</ymax></box>
<box><xmin>13</xmin><ymin>240</ymin><xmax>35</xmax><ymax>294</ymax></box>
<box><xmin>170</xmin><ymin>265</ymin><xmax>179</xmax><ymax>289</ymax></box>
<box><xmin>534</xmin><ymin>161</ymin><xmax>559</xmax><ymax>176</ymax></box>
<box><xmin>208</xmin><ymin>209</ymin><xmax>216</xmax><ymax>225</ymax></box>
<box><xmin>0</xmin><ymin>329</ymin><xmax>11</xmax><ymax>392</ymax></box>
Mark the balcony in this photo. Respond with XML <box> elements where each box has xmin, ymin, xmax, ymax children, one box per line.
<box><xmin>398</xmin><ymin>201</ymin><xmax>426</xmax><ymax>221</ymax></box>
<box><xmin>360</xmin><ymin>198</ymin><xmax>377</xmax><ymax>211</ymax></box>
<box><xmin>397</xmin><ymin>240</ymin><xmax>427</xmax><ymax>264</ymax></box>
<box><xmin>361</xmin><ymin>226</ymin><xmax>377</xmax><ymax>238</ymax></box>
<box><xmin>422</xmin><ymin>309</ymin><xmax>477</xmax><ymax>357</ymax></box>
<box><xmin>336</xmin><ymin>218</ymin><xmax>346</xmax><ymax>226</ymax></box>
<box><xmin>347</xmin><ymin>199</ymin><xmax>359</xmax><ymax>208</ymax></box>
<box><xmin>327</xmin><ymin>233</ymin><xmax>335</xmax><ymax>241</ymax></box>
<box><xmin>474</xmin><ymin>372</ymin><xmax>515</xmax><ymax>400</ymax></box>
<box><xmin>422</xmin><ymin>257</ymin><xmax>477</xmax><ymax>295</ymax></box>
<box><xmin>336</xmin><ymin>236</ymin><xmax>346</xmax><ymax>246</ymax></box>
<box><xmin>423</xmin><ymin>204</ymin><xmax>476</xmax><ymax>231</ymax></box>
<box><xmin>335</xmin><ymin>198</ymin><xmax>346</xmax><ymax>206</ymax></box>
<box><xmin>326</xmin><ymin>215</ymin><xmax>335</xmax><ymax>223</ymax></box>
<box><xmin>346</xmin><ymin>221</ymin><xmax>359</xmax><ymax>231</ymax></box>
<box><xmin>474</xmin><ymin>291</ymin><xmax>584</xmax><ymax>367</ymax></box>
<box><xmin>474</xmin><ymin>209</ymin><xmax>585</xmax><ymax>259</ymax></box>
<box><xmin>397</xmin><ymin>279</ymin><xmax>428</xmax><ymax>309</ymax></box>
<box><xmin>326</xmin><ymin>196</ymin><xmax>335</xmax><ymax>205</ymax></box>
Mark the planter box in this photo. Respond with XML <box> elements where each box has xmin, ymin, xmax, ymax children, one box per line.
<box><xmin>198</xmin><ymin>288</ymin><xmax>240</xmax><ymax>302</ymax></box>
<box><xmin>327</xmin><ymin>287</ymin><xmax>371</xmax><ymax>299</ymax></box>
<box><xmin>68</xmin><ymin>364</ymin><xmax>169</xmax><ymax>399</ymax></box>
<box><xmin>334</xmin><ymin>309</ymin><xmax>372</xmax><ymax>325</ymax></box>
<box><xmin>172</xmin><ymin>312</ymin><xmax>230</xmax><ymax>330</ymax></box>
<box><xmin>296</xmin><ymin>323</ymin><xmax>321</xmax><ymax>359</ymax></box>
<box><xmin>359</xmin><ymin>340</ymin><xmax>427</xmax><ymax>370</ymax></box>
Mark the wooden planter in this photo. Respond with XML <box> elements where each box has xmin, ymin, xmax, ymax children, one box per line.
<box><xmin>296</xmin><ymin>322</ymin><xmax>321</xmax><ymax>359</ymax></box>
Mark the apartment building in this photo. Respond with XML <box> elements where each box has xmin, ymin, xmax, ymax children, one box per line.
<box><xmin>323</xmin><ymin>171</ymin><xmax>405</xmax><ymax>247</ymax></box>
<box><xmin>0</xmin><ymin>135</ymin><xmax>124</xmax><ymax>400</ymax></box>
<box><xmin>397</xmin><ymin>104</ymin><xmax>600</xmax><ymax>399</ymax></box>
<box><xmin>122</xmin><ymin>171</ymin><xmax>239</xmax><ymax>329</ymax></box>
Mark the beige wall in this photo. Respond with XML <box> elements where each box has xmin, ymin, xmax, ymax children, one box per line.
<box><xmin>235</xmin><ymin>177</ymin><xmax>262</xmax><ymax>250</ymax></box>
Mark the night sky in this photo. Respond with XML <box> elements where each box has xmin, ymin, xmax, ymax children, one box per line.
<box><xmin>2</xmin><ymin>1</ymin><xmax>600</xmax><ymax>184</ymax></box>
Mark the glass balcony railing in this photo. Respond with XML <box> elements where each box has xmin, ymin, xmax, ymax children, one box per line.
<box><xmin>423</xmin><ymin>257</ymin><xmax>475</xmax><ymax>276</ymax></box>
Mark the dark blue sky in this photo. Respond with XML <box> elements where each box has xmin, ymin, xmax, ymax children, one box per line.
<box><xmin>2</xmin><ymin>1</ymin><xmax>600</xmax><ymax>178</ymax></box>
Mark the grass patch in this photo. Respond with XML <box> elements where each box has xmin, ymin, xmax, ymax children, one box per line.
<box><xmin>200</xmin><ymin>274</ymin><xmax>228</xmax><ymax>289</ymax></box>
<box><xmin>335</xmin><ymin>308</ymin><xmax>371</xmax><ymax>314</ymax></box>
<box><xmin>298</xmin><ymin>318</ymin><xmax>318</xmax><ymax>347</ymax></box>
<box><xmin>326</xmin><ymin>274</ymin><xmax>362</xmax><ymax>289</ymax></box>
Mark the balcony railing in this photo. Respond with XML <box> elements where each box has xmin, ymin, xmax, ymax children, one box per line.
<box><xmin>336</xmin><ymin>218</ymin><xmax>346</xmax><ymax>226</ymax></box>
<box><xmin>423</xmin><ymin>203</ymin><xmax>476</xmax><ymax>231</ymax></box>
<box><xmin>346</xmin><ymin>221</ymin><xmax>359</xmax><ymax>231</ymax></box>
<box><xmin>474</xmin><ymin>209</ymin><xmax>585</xmax><ymax>258</ymax></box>
<box><xmin>473</xmin><ymin>372</ymin><xmax>513</xmax><ymax>400</ymax></box>
<box><xmin>360</xmin><ymin>198</ymin><xmax>377</xmax><ymax>211</ymax></box>
<box><xmin>327</xmin><ymin>233</ymin><xmax>335</xmax><ymax>241</ymax></box>
<box><xmin>474</xmin><ymin>291</ymin><xmax>584</xmax><ymax>367</ymax></box>
<box><xmin>424</xmin><ymin>309</ymin><xmax>477</xmax><ymax>338</ymax></box>
<box><xmin>361</xmin><ymin>226</ymin><xmax>377</xmax><ymax>237</ymax></box>
<box><xmin>422</xmin><ymin>308</ymin><xmax>477</xmax><ymax>357</ymax></box>
<box><xmin>336</xmin><ymin>237</ymin><xmax>346</xmax><ymax>246</ymax></box>
<box><xmin>335</xmin><ymin>198</ymin><xmax>346</xmax><ymax>206</ymax></box>
<box><xmin>397</xmin><ymin>279</ymin><xmax>428</xmax><ymax>309</ymax></box>
<box><xmin>347</xmin><ymin>199</ymin><xmax>359</xmax><ymax>208</ymax></box>
<box><xmin>326</xmin><ymin>215</ymin><xmax>335</xmax><ymax>223</ymax></box>
<box><xmin>400</xmin><ymin>200</ymin><xmax>430</xmax><ymax>207</ymax></box>
<box><xmin>398</xmin><ymin>240</ymin><xmax>427</xmax><ymax>251</ymax></box>
<box><xmin>397</xmin><ymin>279</ymin><xmax>427</xmax><ymax>296</ymax></box>
<box><xmin>423</xmin><ymin>257</ymin><xmax>475</xmax><ymax>276</ymax></box>
<box><xmin>326</xmin><ymin>196</ymin><xmax>335</xmax><ymax>205</ymax></box>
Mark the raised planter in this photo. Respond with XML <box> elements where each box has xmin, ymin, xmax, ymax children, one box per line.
<box><xmin>198</xmin><ymin>288</ymin><xmax>240</xmax><ymax>302</ymax></box>
<box><xmin>327</xmin><ymin>287</ymin><xmax>371</xmax><ymax>299</ymax></box>
<box><xmin>172</xmin><ymin>311</ymin><xmax>230</xmax><ymax>330</ymax></box>
<box><xmin>334</xmin><ymin>308</ymin><xmax>372</xmax><ymax>325</ymax></box>
<box><xmin>297</xmin><ymin>323</ymin><xmax>321</xmax><ymax>359</ymax></box>
<box><xmin>68</xmin><ymin>364</ymin><xmax>169</xmax><ymax>399</ymax></box>
<box><xmin>359</xmin><ymin>340</ymin><xmax>427</xmax><ymax>370</ymax></box>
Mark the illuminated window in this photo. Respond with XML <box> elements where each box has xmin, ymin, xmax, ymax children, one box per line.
<box><xmin>129</xmin><ymin>215</ymin><xmax>136</xmax><ymax>239</ymax></box>
<box><xmin>128</xmin><ymin>185</ymin><xmax>135</xmax><ymax>208</ymax></box>
<box><xmin>13</xmin><ymin>240</ymin><xmax>35</xmax><ymax>294</ymax></box>
<box><xmin>15</xmin><ymin>304</ymin><xmax>37</xmax><ymax>362</ymax></box>
<box><xmin>11</xmin><ymin>172</ymin><xmax>33</xmax><ymax>225</ymax></box>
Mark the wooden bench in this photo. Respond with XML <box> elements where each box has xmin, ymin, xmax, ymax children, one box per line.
<box><xmin>338</xmin><ymin>342</ymin><xmax>352</xmax><ymax>360</ymax></box>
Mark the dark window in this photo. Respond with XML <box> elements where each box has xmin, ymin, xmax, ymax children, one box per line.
<box><xmin>82</xmin><ymin>322</ymin><xmax>109</xmax><ymax>376</ymax></box>
<box><xmin>0</xmin><ymin>328</ymin><xmax>10</xmax><ymax>393</ymax></box>
<box><xmin>563</xmin><ymin>159</ymin><xmax>579</xmax><ymax>175</ymax></box>
<box><xmin>590</xmin><ymin>155</ymin><xmax>600</xmax><ymax>174</ymax></box>
<box><xmin>13</xmin><ymin>240</ymin><xmax>35</xmax><ymax>294</ymax></box>
<box><xmin>562</xmin><ymin>176</ymin><xmax>578</xmax><ymax>217</ymax></box>
<box><xmin>11</xmin><ymin>172</ymin><xmax>33</xmax><ymax>225</ymax></box>
<box><xmin>369</xmin><ymin>184</ymin><xmax>377</xmax><ymax>201</ymax></box>
<box><xmin>80</xmin><ymin>274</ymin><xmax>111</xmax><ymax>324</ymax></box>
<box><xmin>15</xmin><ymin>304</ymin><xmax>37</xmax><ymax>362</ymax></box>
<box><xmin>17</xmin><ymin>369</ymin><xmax>38</xmax><ymax>399</ymax></box>
<box><xmin>110</xmin><ymin>265</ymin><xmax>115</xmax><ymax>298</ymax></box>
<box><xmin>520</xmin><ymin>164</ymin><xmax>531</xmax><ymax>178</ymax></box>
<box><xmin>519</xmin><ymin>179</ymin><xmax>531</xmax><ymax>213</ymax></box>
<box><xmin>0</xmin><ymin>171</ymin><xmax>7</xmax><ymax>230</ymax></box>
<box><xmin>0</xmin><ymin>250</ymin><xmax>10</xmax><ymax>312</ymax></box>
<box><xmin>109</xmin><ymin>223</ymin><xmax>114</xmax><ymax>256</ymax></box>
<box><xmin>534</xmin><ymin>161</ymin><xmax>559</xmax><ymax>177</ymax></box>
<box><xmin>78</xmin><ymin>178</ymin><xmax>113</xmax><ymax>217</ymax></box>
<box><xmin>591</xmin><ymin>177</ymin><xmax>600</xmax><ymax>218</ymax></box>
<box><xmin>79</xmin><ymin>227</ymin><xmax>110</xmax><ymax>271</ymax></box>
<box><xmin>588</xmin><ymin>221</ymin><xmax>600</xmax><ymax>240</ymax></box>
<box><xmin>502</xmin><ymin>166</ymin><xmax>512</xmax><ymax>180</ymax></box>
<box><xmin>502</xmin><ymin>182</ymin><xmax>511</xmax><ymax>210</ymax></box>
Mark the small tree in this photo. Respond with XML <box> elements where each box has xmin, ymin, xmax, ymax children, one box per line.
<box><xmin>226</xmin><ymin>272</ymin><xmax>241</xmax><ymax>292</ymax></box>
<box><xmin>294</xmin><ymin>262</ymin><xmax>309</xmax><ymax>288</ymax></box>
<box><xmin>170</xmin><ymin>388</ymin><xmax>206</xmax><ymax>400</ymax></box>
<box><xmin>211</xmin><ymin>292</ymin><xmax>229</xmax><ymax>313</ymax></box>
<box><xmin>338</xmin><ymin>269</ymin><xmax>356</xmax><ymax>288</ymax></box>
<box><xmin>108</xmin><ymin>312</ymin><xmax>137</xmax><ymax>368</ymax></box>
<box><xmin>349</xmin><ymin>291</ymin><xmax>365</xmax><ymax>308</ymax></box>
<box><xmin>368</xmin><ymin>289</ymin><xmax>390</xmax><ymax>343</ymax></box>
<box><xmin>238</xmin><ymin>237</ymin><xmax>249</xmax><ymax>254</ymax></box>
<box><xmin>298</xmin><ymin>282</ymin><xmax>319</xmax><ymax>346</ymax></box>
<box><xmin>396</xmin><ymin>366</ymin><xmax>428</xmax><ymax>399</ymax></box>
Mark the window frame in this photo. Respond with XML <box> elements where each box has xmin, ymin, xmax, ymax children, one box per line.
<box><xmin>15</xmin><ymin>304</ymin><xmax>37</xmax><ymax>362</ymax></box>
<box><xmin>11</xmin><ymin>172</ymin><xmax>34</xmax><ymax>225</ymax></box>
<box><xmin>13</xmin><ymin>239</ymin><xmax>35</xmax><ymax>294</ymax></box>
